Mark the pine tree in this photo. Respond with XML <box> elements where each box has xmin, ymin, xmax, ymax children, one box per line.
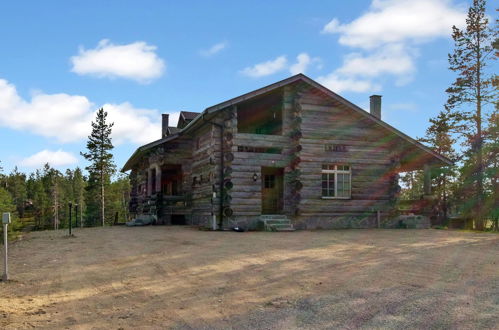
<box><xmin>39</xmin><ymin>164</ymin><xmax>63</xmax><ymax>230</ymax></box>
<box><xmin>0</xmin><ymin>186</ymin><xmax>18</xmax><ymax>242</ymax></box>
<box><xmin>81</xmin><ymin>108</ymin><xmax>116</xmax><ymax>227</ymax></box>
<box><xmin>445</xmin><ymin>0</ymin><xmax>498</xmax><ymax>230</ymax></box>
<box><xmin>420</xmin><ymin>110</ymin><xmax>459</xmax><ymax>224</ymax></box>
<box><xmin>26</xmin><ymin>171</ymin><xmax>47</xmax><ymax>229</ymax></box>
<box><xmin>72</xmin><ymin>167</ymin><xmax>86</xmax><ymax>227</ymax></box>
<box><xmin>484</xmin><ymin>108</ymin><xmax>498</xmax><ymax>230</ymax></box>
<box><xmin>399</xmin><ymin>170</ymin><xmax>424</xmax><ymax>200</ymax></box>
<box><xmin>6</xmin><ymin>167</ymin><xmax>27</xmax><ymax>218</ymax></box>
<box><xmin>0</xmin><ymin>161</ymin><xmax>5</xmax><ymax>189</ymax></box>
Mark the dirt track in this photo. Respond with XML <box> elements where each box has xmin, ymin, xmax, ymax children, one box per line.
<box><xmin>1</xmin><ymin>226</ymin><xmax>498</xmax><ymax>329</ymax></box>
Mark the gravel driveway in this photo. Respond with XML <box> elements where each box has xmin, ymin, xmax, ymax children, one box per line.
<box><xmin>1</xmin><ymin>226</ymin><xmax>498</xmax><ymax>329</ymax></box>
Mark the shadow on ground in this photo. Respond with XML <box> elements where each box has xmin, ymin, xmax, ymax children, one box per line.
<box><xmin>1</xmin><ymin>227</ymin><xmax>498</xmax><ymax>329</ymax></box>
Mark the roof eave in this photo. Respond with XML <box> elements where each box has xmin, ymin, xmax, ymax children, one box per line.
<box><xmin>121</xmin><ymin>73</ymin><xmax>452</xmax><ymax>171</ymax></box>
<box><xmin>121</xmin><ymin>133</ymin><xmax>181</xmax><ymax>172</ymax></box>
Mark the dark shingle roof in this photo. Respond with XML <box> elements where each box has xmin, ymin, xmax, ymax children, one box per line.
<box><xmin>122</xmin><ymin>74</ymin><xmax>452</xmax><ymax>171</ymax></box>
<box><xmin>167</xmin><ymin>127</ymin><xmax>180</xmax><ymax>134</ymax></box>
<box><xmin>180</xmin><ymin>111</ymin><xmax>200</xmax><ymax>121</ymax></box>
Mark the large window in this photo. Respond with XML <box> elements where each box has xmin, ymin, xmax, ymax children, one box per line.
<box><xmin>161</xmin><ymin>165</ymin><xmax>182</xmax><ymax>196</ymax></box>
<box><xmin>322</xmin><ymin>165</ymin><xmax>351</xmax><ymax>198</ymax></box>
<box><xmin>237</xmin><ymin>91</ymin><xmax>282</xmax><ymax>135</ymax></box>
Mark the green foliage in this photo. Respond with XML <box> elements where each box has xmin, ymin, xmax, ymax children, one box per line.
<box><xmin>418</xmin><ymin>110</ymin><xmax>460</xmax><ymax>223</ymax></box>
<box><xmin>80</xmin><ymin>108</ymin><xmax>116</xmax><ymax>177</ymax></box>
<box><xmin>399</xmin><ymin>170</ymin><xmax>424</xmax><ymax>200</ymax></box>
<box><xmin>81</xmin><ymin>108</ymin><xmax>116</xmax><ymax>226</ymax></box>
<box><xmin>483</xmin><ymin>110</ymin><xmax>499</xmax><ymax>229</ymax></box>
<box><xmin>445</xmin><ymin>0</ymin><xmax>498</xmax><ymax>230</ymax></box>
<box><xmin>106</xmin><ymin>174</ymin><xmax>131</xmax><ymax>225</ymax></box>
<box><xmin>0</xmin><ymin>161</ymin><xmax>130</xmax><ymax>236</ymax></box>
<box><xmin>6</xmin><ymin>167</ymin><xmax>27</xmax><ymax>218</ymax></box>
<box><xmin>0</xmin><ymin>187</ymin><xmax>21</xmax><ymax>242</ymax></box>
<box><xmin>0</xmin><ymin>109</ymin><xmax>128</xmax><ymax>235</ymax></box>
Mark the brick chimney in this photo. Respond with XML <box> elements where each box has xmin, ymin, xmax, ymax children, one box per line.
<box><xmin>162</xmin><ymin>114</ymin><xmax>169</xmax><ymax>138</ymax></box>
<box><xmin>369</xmin><ymin>95</ymin><xmax>382</xmax><ymax>120</ymax></box>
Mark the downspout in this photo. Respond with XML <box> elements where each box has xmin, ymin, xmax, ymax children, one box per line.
<box><xmin>202</xmin><ymin>114</ymin><xmax>224</xmax><ymax>230</ymax></box>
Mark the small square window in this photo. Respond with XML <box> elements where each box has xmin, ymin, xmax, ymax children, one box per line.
<box><xmin>264</xmin><ymin>175</ymin><xmax>275</xmax><ymax>188</ymax></box>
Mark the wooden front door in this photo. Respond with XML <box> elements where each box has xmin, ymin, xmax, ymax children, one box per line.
<box><xmin>261</xmin><ymin>167</ymin><xmax>284</xmax><ymax>214</ymax></box>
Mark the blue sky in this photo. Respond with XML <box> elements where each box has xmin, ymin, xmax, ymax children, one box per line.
<box><xmin>0</xmin><ymin>0</ymin><xmax>493</xmax><ymax>174</ymax></box>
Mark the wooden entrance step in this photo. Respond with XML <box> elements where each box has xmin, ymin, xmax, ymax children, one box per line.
<box><xmin>258</xmin><ymin>215</ymin><xmax>295</xmax><ymax>232</ymax></box>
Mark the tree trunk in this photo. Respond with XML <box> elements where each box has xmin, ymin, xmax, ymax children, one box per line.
<box><xmin>101</xmin><ymin>172</ymin><xmax>105</xmax><ymax>227</ymax></box>
<box><xmin>443</xmin><ymin>175</ymin><xmax>448</xmax><ymax>223</ymax></box>
<box><xmin>475</xmin><ymin>43</ymin><xmax>484</xmax><ymax>231</ymax></box>
<box><xmin>80</xmin><ymin>196</ymin><xmax>83</xmax><ymax>228</ymax></box>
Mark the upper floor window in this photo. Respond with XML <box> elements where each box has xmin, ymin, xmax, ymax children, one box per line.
<box><xmin>237</xmin><ymin>91</ymin><xmax>282</xmax><ymax>135</ymax></box>
<box><xmin>322</xmin><ymin>165</ymin><xmax>351</xmax><ymax>199</ymax></box>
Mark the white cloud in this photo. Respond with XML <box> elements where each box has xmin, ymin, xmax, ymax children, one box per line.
<box><xmin>316</xmin><ymin>73</ymin><xmax>381</xmax><ymax>94</ymax></box>
<box><xmin>103</xmin><ymin>102</ymin><xmax>162</xmax><ymax>145</ymax></box>
<box><xmin>337</xmin><ymin>44</ymin><xmax>415</xmax><ymax>77</ymax></box>
<box><xmin>322</xmin><ymin>0</ymin><xmax>466</xmax><ymax>49</ymax></box>
<box><xmin>167</xmin><ymin>111</ymin><xmax>181</xmax><ymax>128</ymax></box>
<box><xmin>290</xmin><ymin>53</ymin><xmax>311</xmax><ymax>75</ymax></box>
<box><xmin>71</xmin><ymin>39</ymin><xmax>165</xmax><ymax>83</ymax></box>
<box><xmin>336</xmin><ymin>43</ymin><xmax>416</xmax><ymax>86</ymax></box>
<box><xmin>289</xmin><ymin>53</ymin><xmax>322</xmax><ymax>75</ymax></box>
<box><xmin>241</xmin><ymin>56</ymin><xmax>288</xmax><ymax>78</ymax></box>
<box><xmin>319</xmin><ymin>0</ymin><xmax>466</xmax><ymax>93</ymax></box>
<box><xmin>200</xmin><ymin>42</ymin><xmax>227</xmax><ymax>57</ymax></box>
<box><xmin>0</xmin><ymin>79</ymin><xmax>92</xmax><ymax>142</ymax></box>
<box><xmin>0</xmin><ymin>78</ymin><xmax>164</xmax><ymax>145</ymax></box>
<box><xmin>20</xmin><ymin>150</ymin><xmax>78</xmax><ymax>168</ymax></box>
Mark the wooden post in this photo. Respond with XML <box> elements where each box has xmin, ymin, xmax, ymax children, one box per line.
<box><xmin>68</xmin><ymin>202</ymin><xmax>72</xmax><ymax>236</ymax></box>
<box><xmin>80</xmin><ymin>202</ymin><xmax>83</xmax><ymax>228</ymax></box>
<box><xmin>2</xmin><ymin>212</ymin><xmax>11</xmax><ymax>281</ymax></box>
<box><xmin>75</xmin><ymin>204</ymin><xmax>79</xmax><ymax>228</ymax></box>
<box><xmin>147</xmin><ymin>168</ymin><xmax>152</xmax><ymax>196</ymax></box>
<box><xmin>423</xmin><ymin>164</ymin><xmax>432</xmax><ymax>196</ymax></box>
<box><xmin>155</xmin><ymin>165</ymin><xmax>161</xmax><ymax>194</ymax></box>
<box><xmin>2</xmin><ymin>223</ymin><xmax>7</xmax><ymax>281</ymax></box>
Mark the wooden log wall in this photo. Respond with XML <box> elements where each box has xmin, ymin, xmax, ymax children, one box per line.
<box><xmin>128</xmin><ymin>82</ymin><xmax>407</xmax><ymax>229</ymax></box>
<box><xmin>295</xmin><ymin>86</ymin><xmax>400</xmax><ymax>228</ymax></box>
<box><xmin>130</xmin><ymin>135</ymin><xmax>194</xmax><ymax>223</ymax></box>
<box><xmin>190</xmin><ymin>124</ymin><xmax>216</xmax><ymax>226</ymax></box>
<box><xmin>231</xmin><ymin>131</ymin><xmax>289</xmax><ymax>219</ymax></box>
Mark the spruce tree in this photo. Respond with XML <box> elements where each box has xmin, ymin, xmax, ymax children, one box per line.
<box><xmin>81</xmin><ymin>108</ymin><xmax>116</xmax><ymax>227</ymax></box>
<box><xmin>445</xmin><ymin>0</ymin><xmax>498</xmax><ymax>230</ymax></box>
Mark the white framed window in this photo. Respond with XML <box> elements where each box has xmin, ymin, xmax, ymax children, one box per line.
<box><xmin>322</xmin><ymin>164</ymin><xmax>351</xmax><ymax>199</ymax></box>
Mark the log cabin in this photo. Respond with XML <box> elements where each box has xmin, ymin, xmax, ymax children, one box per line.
<box><xmin>122</xmin><ymin>74</ymin><xmax>451</xmax><ymax>230</ymax></box>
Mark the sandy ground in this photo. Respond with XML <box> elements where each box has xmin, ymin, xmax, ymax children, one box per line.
<box><xmin>0</xmin><ymin>226</ymin><xmax>498</xmax><ymax>329</ymax></box>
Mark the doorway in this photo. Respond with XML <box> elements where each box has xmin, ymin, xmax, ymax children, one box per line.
<box><xmin>171</xmin><ymin>214</ymin><xmax>186</xmax><ymax>225</ymax></box>
<box><xmin>261</xmin><ymin>167</ymin><xmax>284</xmax><ymax>214</ymax></box>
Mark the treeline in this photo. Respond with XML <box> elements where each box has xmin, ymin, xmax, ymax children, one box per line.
<box><xmin>0</xmin><ymin>164</ymin><xmax>130</xmax><ymax>231</ymax></box>
<box><xmin>400</xmin><ymin>109</ymin><xmax>498</xmax><ymax>230</ymax></box>
<box><xmin>1</xmin><ymin>107</ymin><xmax>127</xmax><ymax>240</ymax></box>
<box><xmin>401</xmin><ymin>0</ymin><xmax>498</xmax><ymax>230</ymax></box>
